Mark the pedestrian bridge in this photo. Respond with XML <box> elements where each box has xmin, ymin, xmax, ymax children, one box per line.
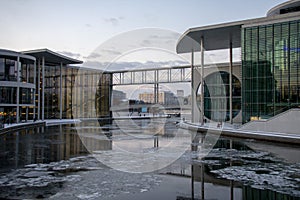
<box><xmin>106</xmin><ymin>65</ymin><xmax>191</xmax><ymax>86</ymax></box>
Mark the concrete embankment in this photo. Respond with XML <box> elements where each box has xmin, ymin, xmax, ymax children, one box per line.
<box><xmin>178</xmin><ymin>121</ymin><xmax>300</xmax><ymax>145</ymax></box>
<box><xmin>0</xmin><ymin>121</ymin><xmax>45</xmax><ymax>134</ymax></box>
<box><xmin>0</xmin><ymin>119</ymin><xmax>80</xmax><ymax>134</ymax></box>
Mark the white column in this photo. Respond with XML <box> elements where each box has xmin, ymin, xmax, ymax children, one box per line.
<box><xmin>191</xmin><ymin>49</ymin><xmax>195</xmax><ymax>123</ymax></box>
<box><xmin>200</xmin><ymin>37</ymin><xmax>205</xmax><ymax>125</ymax></box>
<box><xmin>229</xmin><ymin>40</ymin><xmax>233</xmax><ymax>124</ymax></box>
<box><xmin>42</xmin><ymin>57</ymin><xmax>45</xmax><ymax>120</ymax></box>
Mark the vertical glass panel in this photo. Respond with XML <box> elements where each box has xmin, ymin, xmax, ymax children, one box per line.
<box><xmin>243</xmin><ymin>19</ymin><xmax>300</xmax><ymax>123</ymax></box>
<box><xmin>0</xmin><ymin>58</ymin><xmax>4</xmax><ymax>81</ymax></box>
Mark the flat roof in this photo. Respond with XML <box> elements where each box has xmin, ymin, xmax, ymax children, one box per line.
<box><xmin>0</xmin><ymin>49</ymin><xmax>36</xmax><ymax>63</ymax></box>
<box><xmin>177</xmin><ymin>4</ymin><xmax>300</xmax><ymax>54</ymax></box>
<box><xmin>267</xmin><ymin>0</ymin><xmax>300</xmax><ymax>17</ymax></box>
<box><xmin>176</xmin><ymin>21</ymin><xmax>244</xmax><ymax>53</ymax></box>
<box><xmin>22</xmin><ymin>48</ymin><xmax>82</xmax><ymax>65</ymax></box>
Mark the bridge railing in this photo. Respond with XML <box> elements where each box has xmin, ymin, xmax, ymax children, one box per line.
<box><xmin>107</xmin><ymin>65</ymin><xmax>191</xmax><ymax>85</ymax></box>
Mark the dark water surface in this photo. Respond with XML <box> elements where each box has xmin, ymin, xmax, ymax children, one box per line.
<box><xmin>0</xmin><ymin>119</ymin><xmax>299</xmax><ymax>200</ymax></box>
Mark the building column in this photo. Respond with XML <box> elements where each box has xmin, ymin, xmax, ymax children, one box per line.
<box><xmin>154</xmin><ymin>83</ymin><xmax>159</xmax><ymax>104</ymax></box>
<box><xmin>26</xmin><ymin>63</ymin><xmax>29</xmax><ymax>121</ymax></box>
<box><xmin>109</xmin><ymin>73</ymin><xmax>113</xmax><ymax>119</ymax></box>
<box><xmin>33</xmin><ymin>60</ymin><xmax>36</xmax><ymax>120</ymax></box>
<box><xmin>16</xmin><ymin>56</ymin><xmax>20</xmax><ymax>123</ymax></box>
<box><xmin>229</xmin><ymin>39</ymin><xmax>233</xmax><ymax>124</ymax></box>
<box><xmin>191</xmin><ymin>49</ymin><xmax>195</xmax><ymax>123</ymax></box>
<box><xmin>154</xmin><ymin>70</ymin><xmax>159</xmax><ymax>104</ymax></box>
<box><xmin>200</xmin><ymin>36</ymin><xmax>205</xmax><ymax>125</ymax></box>
<box><xmin>37</xmin><ymin>59</ymin><xmax>40</xmax><ymax>120</ymax></box>
<box><xmin>60</xmin><ymin>63</ymin><xmax>63</xmax><ymax>120</ymax></box>
<box><xmin>42</xmin><ymin>57</ymin><xmax>45</xmax><ymax>121</ymax></box>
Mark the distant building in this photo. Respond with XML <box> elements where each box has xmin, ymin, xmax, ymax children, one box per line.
<box><xmin>139</xmin><ymin>91</ymin><xmax>178</xmax><ymax>105</ymax></box>
<box><xmin>112</xmin><ymin>90</ymin><xmax>126</xmax><ymax>105</ymax></box>
<box><xmin>177</xmin><ymin>90</ymin><xmax>184</xmax><ymax>97</ymax></box>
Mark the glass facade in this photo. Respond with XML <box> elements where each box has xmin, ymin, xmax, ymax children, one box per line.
<box><xmin>0</xmin><ymin>49</ymin><xmax>112</xmax><ymax>124</ymax></box>
<box><xmin>0</xmin><ymin>87</ymin><xmax>17</xmax><ymax>104</ymax></box>
<box><xmin>0</xmin><ymin>52</ymin><xmax>36</xmax><ymax>123</ymax></box>
<box><xmin>44</xmin><ymin>66</ymin><xmax>61</xmax><ymax>119</ymax></box>
<box><xmin>72</xmin><ymin>69</ymin><xmax>111</xmax><ymax>119</ymax></box>
<box><xmin>0</xmin><ymin>58</ymin><xmax>19</xmax><ymax>82</ymax></box>
<box><xmin>242</xmin><ymin>20</ymin><xmax>300</xmax><ymax>123</ymax></box>
<box><xmin>36</xmin><ymin>65</ymin><xmax>111</xmax><ymax>120</ymax></box>
<box><xmin>203</xmin><ymin>71</ymin><xmax>241</xmax><ymax>122</ymax></box>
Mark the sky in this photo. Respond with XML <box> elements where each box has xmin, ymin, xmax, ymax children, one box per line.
<box><xmin>0</xmin><ymin>0</ymin><xmax>288</xmax><ymax>99</ymax></box>
<box><xmin>0</xmin><ymin>0</ymin><xmax>286</xmax><ymax>61</ymax></box>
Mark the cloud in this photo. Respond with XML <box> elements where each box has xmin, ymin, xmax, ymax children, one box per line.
<box><xmin>140</xmin><ymin>33</ymin><xmax>180</xmax><ymax>47</ymax></box>
<box><xmin>104</xmin><ymin>16</ymin><xmax>124</xmax><ymax>26</ymax></box>
<box><xmin>101</xmin><ymin>49</ymin><xmax>122</xmax><ymax>55</ymax></box>
<box><xmin>149</xmin><ymin>33</ymin><xmax>179</xmax><ymax>40</ymax></box>
<box><xmin>58</xmin><ymin>51</ymin><xmax>82</xmax><ymax>59</ymax></box>
<box><xmin>88</xmin><ymin>52</ymin><xmax>102</xmax><ymax>59</ymax></box>
<box><xmin>142</xmin><ymin>39</ymin><xmax>151</xmax><ymax>45</ymax></box>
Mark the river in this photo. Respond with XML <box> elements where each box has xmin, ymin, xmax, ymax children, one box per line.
<box><xmin>0</xmin><ymin>118</ymin><xmax>299</xmax><ymax>199</ymax></box>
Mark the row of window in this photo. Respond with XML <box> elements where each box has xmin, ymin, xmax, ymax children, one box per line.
<box><xmin>0</xmin><ymin>58</ymin><xmax>35</xmax><ymax>83</ymax></box>
<box><xmin>0</xmin><ymin>87</ymin><xmax>34</xmax><ymax>104</ymax></box>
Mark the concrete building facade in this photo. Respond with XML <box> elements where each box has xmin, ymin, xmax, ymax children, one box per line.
<box><xmin>177</xmin><ymin>0</ymin><xmax>300</xmax><ymax>125</ymax></box>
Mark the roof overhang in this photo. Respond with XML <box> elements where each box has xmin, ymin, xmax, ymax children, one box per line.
<box><xmin>176</xmin><ymin>21</ymin><xmax>244</xmax><ymax>54</ymax></box>
<box><xmin>22</xmin><ymin>48</ymin><xmax>82</xmax><ymax>65</ymax></box>
<box><xmin>0</xmin><ymin>49</ymin><xmax>36</xmax><ymax>63</ymax></box>
<box><xmin>267</xmin><ymin>0</ymin><xmax>300</xmax><ymax>17</ymax></box>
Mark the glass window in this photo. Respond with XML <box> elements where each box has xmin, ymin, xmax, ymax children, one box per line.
<box><xmin>0</xmin><ymin>87</ymin><xmax>17</xmax><ymax>104</ymax></box>
<box><xmin>20</xmin><ymin>88</ymin><xmax>34</xmax><ymax>104</ymax></box>
<box><xmin>200</xmin><ymin>71</ymin><xmax>241</xmax><ymax>122</ymax></box>
<box><xmin>242</xmin><ymin>19</ymin><xmax>300</xmax><ymax>123</ymax></box>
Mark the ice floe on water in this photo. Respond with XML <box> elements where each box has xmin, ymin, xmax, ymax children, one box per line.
<box><xmin>50</xmin><ymin>170</ymin><xmax>162</xmax><ymax>200</ymax></box>
<box><xmin>0</xmin><ymin>144</ymin><xmax>299</xmax><ymax>199</ymax></box>
<box><xmin>202</xmin><ymin>148</ymin><xmax>300</xmax><ymax>197</ymax></box>
<box><xmin>0</xmin><ymin>155</ymin><xmax>162</xmax><ymax>199</ymax></box>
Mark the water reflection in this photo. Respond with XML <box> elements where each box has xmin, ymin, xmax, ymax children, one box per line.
<box><xmin>0</xmin><ymin>120</ymin><xmax>299</xmax><ymax>200</ymax></box>
<box><xmin>0</xmin><ymin>124</ymin><xmax>105</xmax><ymax>173</ymax></box>
<box><xmin>172</xmin><ymin>134</ymin><xmax>300</xmax><ymax>200</ymax></box>
<box><xmin>76</xmin><ymin>118</ymin><xmax>191</xmax><ymax>173</ymax></box>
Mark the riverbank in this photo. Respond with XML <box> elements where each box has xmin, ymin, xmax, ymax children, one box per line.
<box><xmin>0</xmin><ymin>116</ymin><xmax>170</xmax><ymax>134</ymax></box>
<box><xmin>0</xmin><ymin>121</ymin><xmax>45</xmax><ymax>134</ymax></box>
<box><xmin>178</xmin><ymin>121</ymin><xmax>300</xmax><ymax>145</ymax></box>
<box><xmin>0</xmin><ymin>119</ymin><xmax>81</xmax><ymax>134</ymax></box>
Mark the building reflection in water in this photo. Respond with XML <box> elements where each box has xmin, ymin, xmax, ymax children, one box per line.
<box><xmin>176</xmin><ymin>133</ymin><xmax>299</xmax><ymax>200</ymax></box>
<box><xmin>0</xmin><ymin>124</ymin><xmax>112</xmax><ymax>172</ymax></box>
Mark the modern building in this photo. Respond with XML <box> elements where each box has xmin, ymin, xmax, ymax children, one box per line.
<box><xmin>0</xmin><ymin>49</ymin><xmax>36</xmax><ymax>124</ymax></box>
<box><xmin>177</xmin><ymin>0</ymin><xmax>300</xmax><ymax>124</ymax></box>
<box><xmin>0</xmin><ymin>48</ymin><xmax>111</xmax><ymax>124</ymax></box>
